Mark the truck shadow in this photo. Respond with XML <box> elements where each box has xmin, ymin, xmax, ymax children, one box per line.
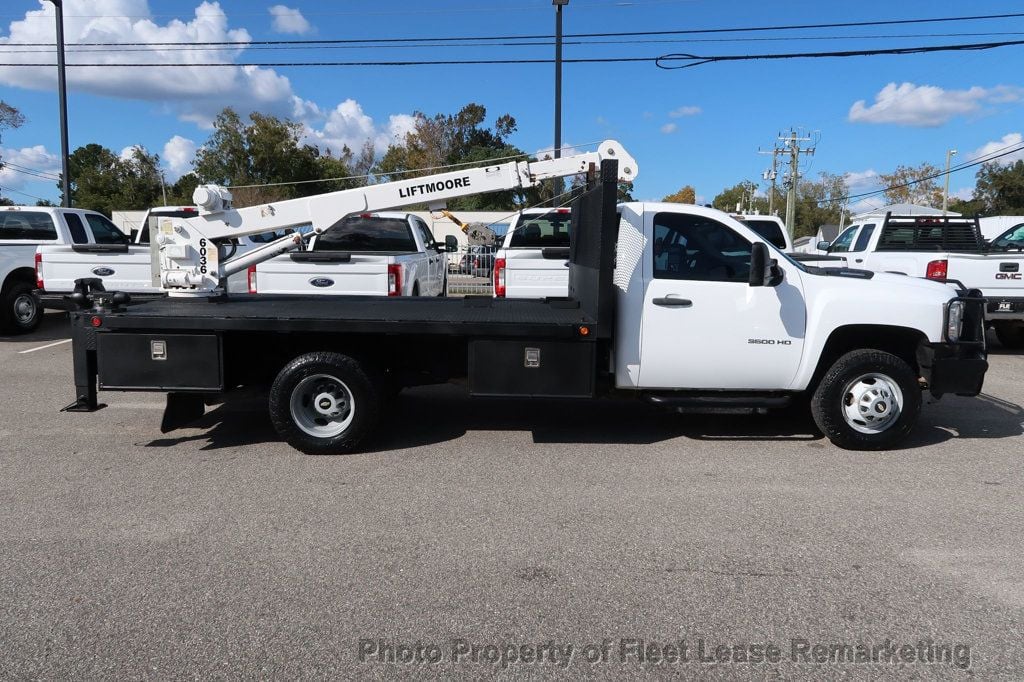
<box><xmin>143</xmin><ymin>386</ymin><xmax>1023</xmax><ymax>454</ymax></box>
<box><xmin>0</xmin><ymin>311</ymin><xmax>71</xmax><ymax>344</ymax></box>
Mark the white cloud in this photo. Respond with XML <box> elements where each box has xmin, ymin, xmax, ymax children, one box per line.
<box><xmin>268</xmin><ymin>5</ymin><xmax>312</xmax><ymax>35</ymax></box>
<box><xmin>660</xmin><ymin>123</ymin><xmax>678</xmax><ymax>135</ymax></box>
<box><xmin>0</xmin><ymin>1</ymin><xmax>316</xmax><ymax>127</ymax></box>
<box><xmin>303</xmin><ymin>100</ymin><xmax>417</xmax><ymax>157</ymax></box>
<box><xmin>162</xmin><ymin>135</ymin><xmax>197</xmax><ymax>181</ymax></box>
<box><xmin>669</xmin><ymin>106</ymin><xmax>701</xmax><ymax>118</ymax></box>
<box><xmin>0</xmin><ymin>145</ymin><xmax>60</xmax><ymax>190</ymax></box>
<box><xmin>971</xmin><ymin>132</ymin><xmax>1024</xmax><ymax>167</ymax></box>
<box><xmin>844</xmin><ymin>169</ymin><xmax>880</xmax><ymax>192</ymax></box>
<box><xmin>849</xmin><ymin>82</ymin><xmax>1024</xmax><ymax>127</ymax></box>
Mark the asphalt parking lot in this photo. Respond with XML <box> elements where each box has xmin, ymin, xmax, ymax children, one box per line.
<box><xmin>2</xmin><ymin>311</ymin><xmax>1023</xmax><ymax>678</ymax></box>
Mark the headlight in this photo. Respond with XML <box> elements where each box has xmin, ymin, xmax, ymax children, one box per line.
<box><xmin>946</xmin><ymin>300</ymin><xmax>964</xmax><ymax>343</ymax></box>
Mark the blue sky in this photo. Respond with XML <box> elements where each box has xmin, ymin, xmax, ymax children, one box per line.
<box><xmin>1</xmin><ymin>0</ymin><xmax>1023</xmax><ymax>212</ymax></box>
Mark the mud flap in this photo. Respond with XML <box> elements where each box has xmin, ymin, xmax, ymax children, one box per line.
<box><xmin>160</xmin><ymin>392</ymin><xmax>206</xmax><ymax>433</ymax></box>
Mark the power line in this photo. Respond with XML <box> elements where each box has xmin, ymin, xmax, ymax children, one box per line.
<box><xmin>5</xmin><ymin>31</ymin><xmax>1024</xmax><ymax>55</ymax></box>
<box><xmin>0</xmin><ymin>185</ymin><xmax>49</xmax><ymax>202</ymax></box>
<box><xmin>4</xmin><ymin>38</ymin><xmax>1022</xmax><ymax>69</ymax></box>
<box><xmin>4</xmin><ymin>11</ymin><xmax>1023</xmax><ymax>47</ymax></box>
<box><xmin>1</xmin><ymin>164</ymin><xmax>60</xmax><ymax>181</ymax></box>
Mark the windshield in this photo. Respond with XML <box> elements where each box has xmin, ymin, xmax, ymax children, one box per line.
<box><xmin>315</xmin><ymin>215</ymin><xmax>416</xmax><ymax>252</ymax></box>
<box><xmin>739</xmin><ymin>219</ymin><xmax>787</xmax><ymax>249</ymax></box>
<box><xmin>990</xmin><ymin>223</ymin><xmax>1024</xmax><ymax>250</ymax></box>
<box><xmin>509</xmin><ymin>212</ymin><xmax>571</xmax><ymax>248</ymax></box>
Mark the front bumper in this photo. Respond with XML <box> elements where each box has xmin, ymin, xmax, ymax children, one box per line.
<box><xmin>919</xmin><ymin>342</ymin><xmax>987</xmax><ymax>397</ymax></box>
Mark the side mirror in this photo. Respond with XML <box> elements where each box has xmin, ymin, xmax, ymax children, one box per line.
<box><xmin>816</xmin><ymin>240</ymin><xmax>831</xmax><ymax>252</ymax></box>
<box><xmin>444</xmin><ymin>235</ymin><xmax>459</xmax><ymax>253</ymax></box>
<box><xmin>749</xmin><ymin>242</ymin><xmax>784</xmax><ymax>287</ymax></box>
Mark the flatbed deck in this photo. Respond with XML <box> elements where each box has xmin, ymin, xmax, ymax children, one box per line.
<box><xmin>91</xmin><ymin>294</ymin><xmax>595</xmax><ymax>338</ymax></box>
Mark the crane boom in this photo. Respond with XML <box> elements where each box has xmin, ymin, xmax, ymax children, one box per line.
<box><xmin>154</xmin><ymin>140</ymin><xmax>636</xmax><ymax>295</ymax></box>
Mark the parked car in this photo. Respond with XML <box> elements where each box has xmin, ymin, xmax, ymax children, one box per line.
<box><xmin>456</xmin><ymin>245</ymin><xmax>499</xmax><ymax>278</ymax></box>
<box><xmin>732</xmin><ymin>214</ymin><xmax>792</xmax><ymax>251</ymax></box>
<box><xmin>251</xmin><ymin>212</ymin><xmax>448</xmax><ymax>297</ymax></box>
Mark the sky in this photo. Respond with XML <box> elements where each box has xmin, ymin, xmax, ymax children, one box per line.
<box><xmin>1</xmin><ymin>0</ymin><xmax>1023</xmax><ymax>214</ymax></box>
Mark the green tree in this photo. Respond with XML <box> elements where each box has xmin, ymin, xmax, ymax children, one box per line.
<box><xmin>193</xmin><ymin>108</ymin><xmax>322</xmax><ymax>207</ymax></box>
<box><xmin>793</xmin><ymin>172</ymin><xmax>847</xmax><ymax>238</ymax></box>
<box><xmin>973</xmin><ymin>160</ymin><xmax>1024</xmax><ymax>214</ymax></box>
<box><xmin>712</xmin><ymin>181</ymin><xmax>760</xmax><ymax>213</ymax></box>
<box><xmin>663</xmin><ymin>185</ymin><xmax>696</xmax><ymax>204</ymax></box>
<box><xmin>376</xmin><ymin>103</ymin><xmax>531</xmax><ymax>211</ymax></box>
<box><xmin>878</xmin><ymin>163</ymin><xmax>943</xmax><ymax>207</ymax></box>
<box><xmin>59</xmin><ymin>144</ymin><xmax>163</xmax><ymax>214</ymax></box>
<box><xmin>166</xmin><ymin>172</ymin><xmax>201</xmax><ymax>206</ymax></box>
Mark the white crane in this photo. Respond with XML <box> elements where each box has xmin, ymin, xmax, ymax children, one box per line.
<box><xmin>152</xmin><ymin>141</ymin><xmax>637</xmax><ymax>296</ymax></box>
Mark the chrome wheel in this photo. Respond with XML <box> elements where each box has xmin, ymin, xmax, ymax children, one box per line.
<box><xmin>289</xmin><ymin>373</ymin><xmax>355</xmax><ymax>438</ymax></box>
<box><xmin>13</xmin><ymin>293</ymin><xmax>37</xmax><ymax>325</ymax></box>
<box><xmin>841</xmin><ymin>372</ymin><xmax>903</xmax><ymax>434</ymax></box>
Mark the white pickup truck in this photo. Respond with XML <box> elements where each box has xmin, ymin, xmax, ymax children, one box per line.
<box><xmin>36</xmin><ymin>206</ymin><xmax>288</xmax><ymax>305</ymax></box>
<box><xmin>732</xmin><ymin>214</ymin><xmax>792</xmax><ymax>252</ymax></box>
<box><xmin>250</xmin><ymin>212</ymin><xmax>447</xmax><ymax>297</ymax></box>
<box><xmin>815</xmin><ymin>214</ymin><xmax>1024</xmax><ymax>347</ymax></box>
<box><xmin>493</xmin><ymin>207</ymin><xmax>572</xmax><ymax>298</ymax></box>
<box><xmin>1</xmin><ymin>205</ymin><xmax>133</xmax><ymax>334</ymax></box>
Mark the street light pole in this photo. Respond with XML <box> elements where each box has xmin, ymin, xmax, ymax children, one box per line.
<box><xmin>47</xmin><ymin>0</ymin><xmax>71</xmax><ymax>207</ymax></box>
<box><xmin>552</xmin><ymin>0</ymin><xmax>568</xmax><ymax>200</ymax></box>
<box><xmin>942</xmin><ymin>148</ymin><xmax>958</xmax><ymax>215</ymax></box>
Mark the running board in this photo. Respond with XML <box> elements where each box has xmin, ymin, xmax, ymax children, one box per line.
<box><xmin>643</xmin><ymin>392</ymin><xmax>794</xmax><ymax>409</ymax></box>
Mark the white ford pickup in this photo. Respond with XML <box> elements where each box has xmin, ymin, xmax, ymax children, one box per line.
<box><xmin>250</xmin><ymin>212</ymin><xmax>447</xmax><ymax>297</ymax></box>
<box><xmin>36</xmin><ymin>206</ymin><xmax>287</xmax><ymax>305</ymax></box>
<box><xmin>493</xmin><ymin>207</ymin><xmax>572</xmax><ymax>298</ymax></box>
<box><xmin>1</xmin><ymin>205</ymin><xmax>131</xmax><ymax>333</ymax></box>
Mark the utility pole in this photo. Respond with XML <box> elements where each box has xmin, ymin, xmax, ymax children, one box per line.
<box><xmin>46</xmin><ymin>0</ymin><xmax>71</xmax><ymax>207</ymax></box>
<box><xmin>552</xmin><ymin>0</ymin><xmax>568</xmax><ymax>200</ymax></box>
<box><xmin>942</xmin><ymin>148</ymin><xmax>957</xmax><ymax>215</ymax></box>
<box><xmin>779</xmin><ymin>130</ymin><xmax>814</xmax><ymax>241</ymax></box>
<box><xmin>759</xmin><ymin>146</ymin><xmax>781</xmax><ymax>215</ymax></box>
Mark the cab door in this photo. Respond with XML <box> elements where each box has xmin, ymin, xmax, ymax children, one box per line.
<box><xmin>637</xmin><ymin>211</ymin><xmax>807</xmax><ymax>390</ymax></box>
<box><xmin>412</xmin><ymin>217</ymin><xmax>442</xmax><ymax>294</ymax></box>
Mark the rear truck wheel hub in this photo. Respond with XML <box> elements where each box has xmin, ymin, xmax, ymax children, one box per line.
<box><xmin>290</xmin><ymin>374</ymin><xmax>355</xmax><ymax>437</ymax></box>
<box><xmin>841</xmin><ymin>373</ymin><xmax>903</xmax><ymax>435</ymax></box>
<box><xmin>14</xmin><ymin>294</ymin><xmax>37</xmax><ymax>323</ymax></box>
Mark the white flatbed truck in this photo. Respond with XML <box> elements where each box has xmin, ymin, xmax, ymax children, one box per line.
<box><xmin>62</xmin><ymin>143</ymin><xmax>987</xmax><ymax>453</ymax></box>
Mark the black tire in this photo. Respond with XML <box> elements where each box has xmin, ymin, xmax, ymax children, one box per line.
<box><xmin>994</xmin><ymin>321</ymin><xmax>1024</xmax><ymax>350</ymax></box>
<box><xmin>268</xmin><ymin>352</ymin><xmax>383</xmax><ymax>455</ymax></box>
<box><xmin>811</xmin><ymin>349</ymin><xmax>922</xmax><ymax>451</ymax></box>
<box><xmin>0</xmin><ymin>281</ymin><xmax>42</xmax><ymax>335</ymax></box>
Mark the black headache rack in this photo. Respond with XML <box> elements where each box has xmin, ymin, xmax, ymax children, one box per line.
<box><xmin>63</xmin><ymin>159</ymin><xmax>623</xmax><ymax>412</ymax></box>
<box><xmin>875</xmin><ymin>213</ymin><xmax>985</xmax><ymax>253</ymax></box>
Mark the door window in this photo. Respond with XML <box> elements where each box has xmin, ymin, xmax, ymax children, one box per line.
<box><xmin>829</xmin><ymin>226</ymin><xmax>859</xmax><ymax>253</ymax></box>
<box><xmin>85</xmin><ymin>214</ymin><xmax>128</xmax><ymax>244</ymax></box>
<box><xmin>62</xmin><ymin>212</ymin><xmax>89</xmax><ymax>244</ymax></box>
<box><xmin>652</xmin><ymin>213</ymin><xmax>752</xmax><ymax>283</ymax></box>
<box><xmin>852</xmin><ymin>224</ymin><xmax>876</xmax><ymax>252</ymax></box>
<box><xmin>412</xmin><ymin>218</ymin><xmax>436</xmax><ymax>249</ymax></box>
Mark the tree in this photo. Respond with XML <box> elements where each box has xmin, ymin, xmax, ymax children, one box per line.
<box><xmin>167</xmin><ymin>172</ymin><xmax>201</xmax><ymax>206</ymax></box>
<box><xmin>663</xmin><ymin>185</ymin><xmax>696</xmax><ymax>204</ymax></box>
<box><xmin>792</xmin><ymin>172</ymin><xmax>847</xmax><ymax>238</ymax></box>
<box><xmin>877</xmin><ymin>163</ymin><xmax>943</xmax><ymax>207</ymax></box>
<box><xmin>712</xmin><ymin>181</ymin><xmax>760</xmax><ymax>213</ymax></box>
<box><xmin>60</xmin><ymin>143</ymin><xmax>163</xmax><ymax>214</ymax></box>
<box><xmin>376</xmin><ymin>103</ymin><xmax>531</xmax><ymax>211</ymax></box>
<box><xmin>193</xmin><ymin>108</ymin><xmax>322</xmax><ymax>207</ymax></box>
<box><xmin>0</xmin><ymin>100</ymin><xmax>26</xmax><ymax>203</ymax></box>
<box><xmin>973</xmin><ymin>160</ymin><xmax>1024</xmax><ymax>214</ymax></box>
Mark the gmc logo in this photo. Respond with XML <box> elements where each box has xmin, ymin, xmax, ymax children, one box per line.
<box><xmin>996</xmin><ymin>273</ymin><xmax>1023</xmax><ymax>280</ymax></box>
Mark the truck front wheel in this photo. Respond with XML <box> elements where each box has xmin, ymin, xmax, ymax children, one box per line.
<box><xmin>811</xmin><ymin>349</ymin><xmax>921</xmax><ymax>450</ymax></box>
<box><xmin>0</xmin><ymin>281</ymin><xmax>42</xmax><ymax>335</ymax></box>
<box><xmin>269</xmin><ymin>352</ymin><xmax>382</xmax><ymax>455</ymax></box>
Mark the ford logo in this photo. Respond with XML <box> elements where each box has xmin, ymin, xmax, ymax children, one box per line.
<box><xmin>309</xmin><ymin>277</ymin><xmax>334</xmax><ymax>288</ymax></box>
<box><xmin>92</xmin><ymin>267</ymin><xmax>115</xmax><ymax>277</ymax></box>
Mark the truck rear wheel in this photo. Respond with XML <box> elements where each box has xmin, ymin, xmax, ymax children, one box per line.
<box><xmin>811</xmin><ymin>349</ymin><xmax>921</xmax><ymax>451</ymax></box>
<box><xmin>993</xmin><ymin>321</ymin><xmax>1024</xmax><ymax>350</ymax></box>
<box><xmin>0</xmin><ymin>281</ymin><xmax>42</xmax><ymax>335</ymax></box>
<box><xmin>269</xmin><ymin>352</ymin><xmax>382</xmax><ymax>455</ymax></box>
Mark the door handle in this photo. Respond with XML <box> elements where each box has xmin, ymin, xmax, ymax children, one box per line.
<box><xmin>652</xmin><ymin>297</ymin><xmax>692</xmax><ymax>307</ymax></box>
<box><xmin>855</xmin><ymin>258</ymin><xmax>864</xmax><ymax>263</ymax></box>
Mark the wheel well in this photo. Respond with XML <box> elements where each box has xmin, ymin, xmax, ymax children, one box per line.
<box><xmin>1</xmin><ymin>267</ymin><xmax>36</xmax><ymax>294</ymax></box>
<box><xmin>810</xmin><ymin>325</ymin><xmax>927</xmax><ymax>389</ymax></box>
